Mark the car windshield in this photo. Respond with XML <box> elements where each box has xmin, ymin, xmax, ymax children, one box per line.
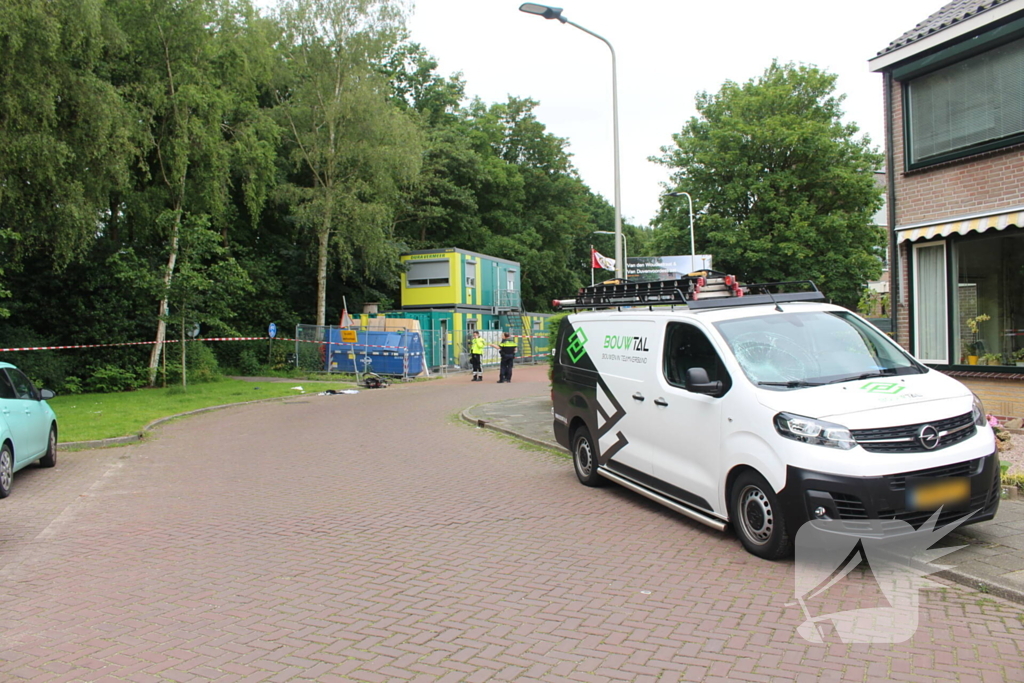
<box><xmin>714</xmin><ymin>310</ymin><xmax>924</xmax><ymax>389</ymax></box>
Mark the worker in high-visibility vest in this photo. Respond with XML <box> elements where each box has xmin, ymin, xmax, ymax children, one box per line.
<box><xmin>493</xmin><ymin>332</ymin><xmax>518</xmax><ymax>383</ymax></box>
<box><xmin>469</xmin><ymin>331</ymin><xmax>486</xmax><ymax>381</ymax></box>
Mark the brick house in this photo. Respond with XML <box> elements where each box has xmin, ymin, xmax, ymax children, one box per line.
<box><xmin>869</xmin><ymin>0</ymin><xmax>1024</xmax><ymax>420</ymax></box>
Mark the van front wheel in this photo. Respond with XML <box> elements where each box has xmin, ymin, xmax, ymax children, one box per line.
<box><xmin>731</xmin><ymin>470</ymin><xmax>791</xmax><ymax>560</ymax></box>
<box><xmin>572</xmin><ymin>426</ymin><xmax>604</xmax><ymax>487</ymax></box>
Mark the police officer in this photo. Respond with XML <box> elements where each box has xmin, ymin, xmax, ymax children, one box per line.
<box><xmin>493</xmin><ymin>332</ymin><xmax>517</xmax><ymax>383</ymax></box>
<box><xmin>469</xmin><ymin>331</ymin><xmax>486</xmax><ymax>381</ymax></box>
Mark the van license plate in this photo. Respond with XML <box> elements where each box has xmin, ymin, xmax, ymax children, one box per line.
<box><xmin>907</xmin><ymin>477</ymin><xmax>970</xmax><ymax>511</ymax></box>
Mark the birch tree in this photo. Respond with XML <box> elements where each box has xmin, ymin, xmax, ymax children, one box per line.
<box><xmin>276</xmin><ymin>0</ymin><xmax>421</xmax><ymax>327</ymax></box>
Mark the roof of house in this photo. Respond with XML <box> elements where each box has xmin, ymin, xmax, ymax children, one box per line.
<box><xmin>876</xmin><ymin>0</ymin><xmax>1012</xmax><ymax>57</ymax></box>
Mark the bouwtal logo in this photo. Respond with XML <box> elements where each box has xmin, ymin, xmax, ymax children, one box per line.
<box><xmin>860</xmin><ymin>381</ymin><xmax>905</xmax><ymax>395</ymax></box>
<box><xmin>566</xmin><ymin>328</ymin><xmax>588</xmax><ymax>363</ymax></box>
<box><xmin>790</xmin><ymin>511</ymin><xmax>972</xmax><ymax>643</ymax></box>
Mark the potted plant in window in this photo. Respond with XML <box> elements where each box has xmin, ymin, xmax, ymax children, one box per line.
<box><xmin>1014</xmin><ymin>348</ymin><xmax>1024</xmax><ymax>367</ymax></box>
<box><xmin>981</xmin><ymin>352</ymin><xmax>1003</xmax><ymax>366</ymax></box>
<box><xmin>963</xmin><ymin>313</ymin><xmax>991</xmax><ymax>365</ymax></box>
<box><xmin>963</xmin><ymin>340</ymin><xmax>979</xmax><ymax>365</ymax></box>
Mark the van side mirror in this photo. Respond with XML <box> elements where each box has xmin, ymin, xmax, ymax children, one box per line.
<box><xmin>685</xmin><ymin>368</ymin><xmax>723</xmax><ymax>395</ymax></box>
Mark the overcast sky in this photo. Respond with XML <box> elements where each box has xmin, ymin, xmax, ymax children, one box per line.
<box><xmin>405</xmin><ymin>0</ymin><xmax>944</xmax><ymax>226</ymax></box>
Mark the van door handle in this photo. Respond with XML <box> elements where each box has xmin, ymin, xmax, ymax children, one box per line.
<box><xmin>654</xmin><ymin>398</ymin><xmax>668</xmax><ymax>407</ymax></box>
<box><xmin>632</xmin><ymin>392</ymin><xmax>645</xmax><ymax>402</ymax></box>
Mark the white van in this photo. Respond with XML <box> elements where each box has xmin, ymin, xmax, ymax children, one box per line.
<box><xmin>551</xmin><ymin>277</ymin><xmax>1000</xmax><ymax>560</ymax></box>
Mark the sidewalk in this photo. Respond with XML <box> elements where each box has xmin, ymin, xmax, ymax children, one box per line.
<box><xmin>463</xmin><ymin>396</ymin><xmax>1024</xmax><ymax>604</ymax></box>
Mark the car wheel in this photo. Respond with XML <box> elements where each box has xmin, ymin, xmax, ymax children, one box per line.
<box><xmin>0</xmin><ymin>443</ymin><xmax>12</xmax><ymax>499</ymax></box>
<box><xmin>572</xmin><ymin>425</ymin><xmax>604</xmax><ymax>487</ymax></box>
<box><xmin>731</xmin><ymin>470</ymin><xmax>791</xmax><ymax>560</ymax></box>
<box><xmin>38</xmin><ymin>426</ymin><xmax>57</xmax><ymax>468</ymax></box>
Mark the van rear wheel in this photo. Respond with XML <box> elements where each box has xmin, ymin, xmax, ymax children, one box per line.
<box><xmin>572</xmin><ymin>426</ymin><xmax>604</xmax><ymax>487</ymax></box>
<box><xmin>731</xmin><ymin>470</ymin><xmax>791</xmax><ymax>560</ymax></box>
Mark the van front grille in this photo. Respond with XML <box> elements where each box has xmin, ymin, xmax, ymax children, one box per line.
<box><xmin>850</xmin><ymin>412</ymin><xmax>976</xmax><ymax>453</ymax></box>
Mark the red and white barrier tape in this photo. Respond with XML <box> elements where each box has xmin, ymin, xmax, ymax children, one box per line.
<box><xmin>0</xmin><ymin>333</ymin><xmax>550</xmax><ymax>353</ymax></box>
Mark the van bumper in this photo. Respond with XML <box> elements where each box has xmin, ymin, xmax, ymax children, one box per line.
<box><xmin>777</xmin><ymin>451</ymin><xmax>1001</xmax><ymax>538</ymax></box>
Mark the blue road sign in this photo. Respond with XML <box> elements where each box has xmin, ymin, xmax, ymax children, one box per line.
<box><xmin>268</xmin><ymin>323</ymin><xmax>277</xmax><ymax>339</ymax></box>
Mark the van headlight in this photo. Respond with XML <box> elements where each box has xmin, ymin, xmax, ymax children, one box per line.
<box><xmin>972</xmin><ymin>394</ymin><xmax>986</xmax><ymax>426</ymax></box>
<box><xmin>774</xmin><ymin>412</ymin><xmax>856</xmax><ymax>450</ymax></box>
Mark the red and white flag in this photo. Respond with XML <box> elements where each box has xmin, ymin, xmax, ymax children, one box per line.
<box><xmin>591</xmin><ymin>248</ymin><xmax>616</xmax><ymax>271</ymax></box>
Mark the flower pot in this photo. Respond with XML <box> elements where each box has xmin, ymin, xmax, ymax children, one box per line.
<box><xmin>968</xmin><ymin>356</ymin><xmax>979</xmax><ymax>365</ymax></box>
<box><xmin>1016</xmin><ymin>361</ymin><xmax>1024</xmax><ymax>367</ymax></box>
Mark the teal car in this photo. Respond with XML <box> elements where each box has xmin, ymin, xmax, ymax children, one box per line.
<box><xmin>0</xmin><ymin>362</ymin><xmax>58</xmax><ymax>498</ymax></box>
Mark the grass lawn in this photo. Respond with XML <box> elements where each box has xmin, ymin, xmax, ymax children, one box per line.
<box><xmin>49</xmin><ymin>378</ymin><xmax>356</xmax><ymax>443</ymax></box>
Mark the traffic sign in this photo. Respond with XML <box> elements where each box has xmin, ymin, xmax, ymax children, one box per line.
<box><xmin>268</xmin><ymin>323</ymin><xmax>277</xmax><ymax>339</ymax></box>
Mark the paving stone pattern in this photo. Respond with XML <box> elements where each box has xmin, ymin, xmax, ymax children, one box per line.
<box><xmin>1</xmin><ymin>365</ymin><xmax>1023</xmax><ymax>682</ymax></box>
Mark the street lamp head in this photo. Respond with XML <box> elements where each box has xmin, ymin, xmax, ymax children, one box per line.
<box><xmin>519</xmin><ymin>3</ymin><xmax>566</xmax><ymax>22</ymax></box>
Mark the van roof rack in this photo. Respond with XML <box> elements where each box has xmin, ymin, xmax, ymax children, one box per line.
<box><xmin>552</xmin><ymin>272</ymin><xmax>825</xmax><ymax>310</ymax></box>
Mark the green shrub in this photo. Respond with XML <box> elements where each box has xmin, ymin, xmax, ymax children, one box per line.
<box><xmin>0</xmin><ymin>326</ymin><xmax>72</xmax><ymax>391</ymax></box>
<box><xmin>162</xmin><ymin>341</ymin><xmax>222</xmax><ymax>384</ymax></box>
<box><xmin>237</xmin><ymin>349</ymin><xmax>261</xmax><ymax>376</ymax></box>
<box><xmin>84</xmin><ymin>364</ymin><xmax>147</xmax><ymax>393</ymax></box>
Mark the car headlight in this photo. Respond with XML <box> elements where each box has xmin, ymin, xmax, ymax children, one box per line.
<box><xmin>972</xmin><ymin>394</ymin><xmax>987</xmax><ymax>427</ymax></box>
<box><xmin>774</xmin><ymin>412</ymin><xmax>856</xmax><ymax>450</ymax></box>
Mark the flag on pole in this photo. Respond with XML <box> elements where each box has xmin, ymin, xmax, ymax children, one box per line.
<box><xmin>591</xmin><ymin>248</ymin><xmax>616</xmax><ymax>271</ymax></box>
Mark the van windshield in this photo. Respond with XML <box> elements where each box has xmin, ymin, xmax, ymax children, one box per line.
<box><xmin>714</xmin><ymin>311</ymin><xmax>924</xmax><ymax>389</ymax></box>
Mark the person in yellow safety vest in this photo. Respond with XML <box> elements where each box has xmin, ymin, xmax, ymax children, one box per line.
<box><xmin>469</xmin><ymin>331</ymin><xmax>486</xmax><ymax>381</ymax></box>
<box><xmin>492</xmin><ymin>332</ymin><xmax>518</xmax><ymax>383</ymax></box>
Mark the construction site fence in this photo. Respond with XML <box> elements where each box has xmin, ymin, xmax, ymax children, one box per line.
<box><xmin>292</xmin><ymin>325</ymin><xmax>550</xmax><ymax>378</ymax></box>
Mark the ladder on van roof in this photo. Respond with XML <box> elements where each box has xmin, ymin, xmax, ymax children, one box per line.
<box><xmin>552</xmin><ymin>272</ymin><xmax>825</xmax><ymax>311</ymax></box>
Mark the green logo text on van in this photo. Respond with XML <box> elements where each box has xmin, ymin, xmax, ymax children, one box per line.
<box><xmin>566</xmin><ymin>328</ymin><xmax>588</xmax><ymax>363</ymax></box>
<box><xmin>860</xmin><ymin>382</ymin><xmax>904</xmax><ymax>395</ymax></box>
<box><xmin>603</xmin><ymin>335</ymin><xmax>650</xmax><ymax>352</ymax></box>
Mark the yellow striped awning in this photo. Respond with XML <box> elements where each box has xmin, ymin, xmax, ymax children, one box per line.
<box><xmin>897</xmin><ymin>210</ymin><xmax>1024</xmax><ymax>243</ymax></box>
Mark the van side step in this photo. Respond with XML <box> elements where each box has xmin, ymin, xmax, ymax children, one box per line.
<box><xmin>598</xmin><ymin>467</ymin><xmax>727</xmax><ymax>531</ymax></box>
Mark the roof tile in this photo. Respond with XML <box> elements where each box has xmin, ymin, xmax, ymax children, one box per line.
<box><xmin>876</xmin><ymin>0</ymin><xmax>1012</xmax><ymax>57</ymax></box>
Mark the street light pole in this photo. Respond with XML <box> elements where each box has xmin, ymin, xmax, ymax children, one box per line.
<box><xmin>593</xmin><ymin>230</ymin><xmax>627</xmax><ymax>279</ymax></box>
<box><xmin>665</xmin><ymin>191</ymin><xmax>696</xmax><ymax>261</ymax></box>
<box><xmin>519</xmin><ymin>4</ymin><xmax>623</xmax><ymax>280</ymax></box>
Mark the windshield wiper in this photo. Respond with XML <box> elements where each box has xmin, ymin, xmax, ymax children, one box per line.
<box><xmin>825</xmin><ymin>369</ymin><xmax>898</xmax><ymax>385</ymax></box>
<box><xmin>757</xmin><ymin>380</ymin><xmax>824</xmax><ymax>388</ymax></box>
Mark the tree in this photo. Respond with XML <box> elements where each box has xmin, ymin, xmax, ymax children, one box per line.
<box><xmin>0</xmin><ymin>0</ymin><xmax>138</xmax><ymax>313</ymax></box>
<box><xmin>111</xmin><ymin>0</ymin><xmax>278</xmax><ymax>385</ymax></box>
<box><xmin>276</xmin><ymin>0</ymin><xmax>421</xmax><ymax>328</ymax></box>
<box><xmin>652</xmin><ymin>61</ymin><xmax>885</xmax><ymax>307</ymax></box>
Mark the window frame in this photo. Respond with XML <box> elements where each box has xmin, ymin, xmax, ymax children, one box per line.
<box><xmin>911</xmin><ymin>241</ymin><xmax>949</xmax><ymax>364</ymax></box>
<box><xmin>901</xmin><ymin>25</ymin><xmax>1024</xmax><ymax>170</ymax></box>
<box><xmin>405</xmin><ymin>259</ymin><xmax>451</xmax><ymax>288</ymax></box>
<box><xmin>661</xmin><ymin>321</ymin><xmax>731</xmax><ymax>396</ymax></box>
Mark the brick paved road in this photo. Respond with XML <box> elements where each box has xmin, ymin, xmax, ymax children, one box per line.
<box><xmin>2</xmin><ymin>366</ymin><xmax>1023</xmax><ymax>682</ymax></box>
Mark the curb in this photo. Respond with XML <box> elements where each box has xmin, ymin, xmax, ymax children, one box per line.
<box><xmin>459</xmin><ymin>407</ymin><xmax>566</xmax><ymax>453</ymax></box>
<box><xmin>59</xmin><ymin>394</ymin><xmax>322</xmax><ymax>451</ymax></box>
<box><xmin>934</xmin><ymin>565</ymin><xmax>1024</xmax><ymax>606</ymax></box>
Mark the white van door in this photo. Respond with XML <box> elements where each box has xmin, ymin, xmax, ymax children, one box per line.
<box><xmin>645</xmin><ymin>320</ymin><xmax>729</xmax><ymax>515</ymax></box>
<box><xmin>584</xmin><ymin>317</ymin><xmax>661</xmax><ymax>476</ymax></box>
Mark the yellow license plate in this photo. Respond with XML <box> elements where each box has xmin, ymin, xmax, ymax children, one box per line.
<box><xmin>908</xmin><ymin>478</ymin><xmax>970</xmax><ymax>510</ymax></box>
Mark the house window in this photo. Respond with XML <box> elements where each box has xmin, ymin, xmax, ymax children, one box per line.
<box><xmin>906</xmin><ymin>39</ymin><xmax>1024</xmax><ymax>167</ymax></box>
<box><xmin>912</xmin><ymin>242</ymin><xmax>948</xmax><ymax>363</ymax></box>
<box><xmin>465</xmin><ymin>260</ymin><xmax>476</xmax><ymax>288</ymax></box>
<box><xmin>406</xmin><ymin>260</ymin><xmax>450</xmax><ymax>287</ymax></box>
<box><xmin>465</xmin><ymin>275</ymin><xmax>475</xmax><ymax>287</ymax></box>
<box><xmin>955</xmin><ymin>229</ymin><xmax>1024</xmax><ymax>365</ymax></box>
